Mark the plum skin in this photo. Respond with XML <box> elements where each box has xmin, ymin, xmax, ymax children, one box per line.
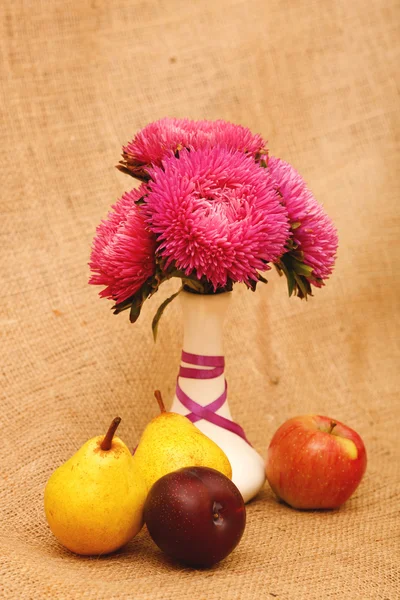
<box><xmin>144</xmin><ymin>466</ymin><xmax>246</xmax><ymax>567</ymax></box>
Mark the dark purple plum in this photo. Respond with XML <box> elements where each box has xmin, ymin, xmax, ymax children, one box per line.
<box><xmin>144</xmin><ymin>466</ymin><xmax>246</xmax><ymax>567</ymax></box>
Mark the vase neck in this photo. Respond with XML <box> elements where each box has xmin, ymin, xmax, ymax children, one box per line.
<box><xmin>180</xmin><ymin>291</ymin><xmax>231</xmax><ymax>356</ymax></box>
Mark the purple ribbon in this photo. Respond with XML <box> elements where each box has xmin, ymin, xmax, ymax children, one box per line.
<box><xmin>177</xmin><ymin>351</ymin><xmax>252</xmax><ymax>445</ymax></box>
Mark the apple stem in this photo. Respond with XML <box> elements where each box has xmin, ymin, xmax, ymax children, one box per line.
<box><xmin>328</xmin><ymin>421</ymin><xmax>337</xmax><ymax>435</ymax></box>
<box><xmin>100</xmin><ymin>417</ymin><xmax>121</xmax><ymax>450</ymax></box>
<box><xmin>154</xmin><ymin>390</ymin><xmax>166</xmax><ymax>413</ymax></box>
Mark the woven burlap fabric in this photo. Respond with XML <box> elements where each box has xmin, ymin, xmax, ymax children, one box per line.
<box><xmin>1</xmin><ymin>0</ymin><xmax>399</xmax><ymax>598</ymax></box>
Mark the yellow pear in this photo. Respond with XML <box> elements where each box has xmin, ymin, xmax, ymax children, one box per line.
<box><xmin>132</xmin><ymin>391</ymin><xmax>232</xmax><ymax>493</ymax></box>
<box><xmin>44</xmin><ymin>417</ymin><xmax>147</xmax><ymax>556</ymax></box>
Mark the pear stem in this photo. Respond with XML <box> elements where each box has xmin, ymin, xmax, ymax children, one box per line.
<box><xmin>154</xmin><ymin>390</ymin><xmax>166</xmax><ymax>413</ymax></box>
<box><xmin>100</xmin><ymin>417</ymin><xmax>121</xmax><ymax>451</ymax></box>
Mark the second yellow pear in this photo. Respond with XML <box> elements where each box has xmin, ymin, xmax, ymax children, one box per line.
<box><xmin>132</xmin><ymin>391</ymin><xmax>232</xmax><ymax>493</ymax></box>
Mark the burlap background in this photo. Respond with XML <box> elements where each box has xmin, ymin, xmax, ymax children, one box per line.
<box><xmin>1</xmin><ymin>0</ymin><xmax>399</xmax><ymax>598</ymax></box>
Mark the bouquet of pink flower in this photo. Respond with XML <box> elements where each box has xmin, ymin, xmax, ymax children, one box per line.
<box><xmin>89</xmin><ymin>118</ymin><xmax>338</xmax><ymax>336</ymax></box>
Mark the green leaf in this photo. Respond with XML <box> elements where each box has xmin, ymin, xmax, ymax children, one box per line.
<box><xmin>291</xmin><ymin>249</ymin><xmax>305</xmax><ymax>261</ymax></box>
<box><xmin>115</xmin><ymin>162</ymin><xmax>150</xmax><ymax>182</ymax></box>
<box><xmin>291</xmin><ymin>259</ymin><xmax>314</xmax><ymax>278</ymax></box>
<box><xmin>129</xmin><ymin>300</ymin><xmax>143</xmax><ymax>323</ymax></box>
<box><xmin>111</xmin><ymin>276</ymin><xmax>156</xmax><ymax>323</ymax></box>
<box><xmin>277</xmin><ymin>259</ymin><xmax>295</xmax><ymax>296</ymax></box>
<box><xmin>112</xmin><ymin>296</ymin><xmax>134</xmax><ymax>314</ymax></box>
<box><xmin>286</xmin><ymin>269</ymin><xmax>296</xmax><ymax>297</ymax></box>
<box><xmin>293</xmin><ymin>273</ymin><xmax>309</xmax><ymax>299</ymax></box>
<box><xmin>257</xmin><ymin>273</ymin><xmax>268</xmax><ymax>284</ymax></box>
<box><xmin>113</xmin><ymin>277</ymin><xmax>154</xmax><ymax>317</ymax></box>
<box><xmin>129</xmin><ymin>284</ymin><xmax>151</xmax><ymax>323</ymax></box>
<box><xmin>182</xmin><ymin>278</ymin><xmax>206</xmax><ymax>294</ymax></box>
<box><xmin>285</xmin><ymin>238</ymin><xmax>298</xmax><ymax>251</ymax></box>
<box><xmin>152</xmin><ymin>288</ymin><xmax>182</xmax><ymax>341</ymax></box>
<box><xmin>248</xmin><ymin>278</ymin><xmax>258</xmax><ymax>292</ymax></box>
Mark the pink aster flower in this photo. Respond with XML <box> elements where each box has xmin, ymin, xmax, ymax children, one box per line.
<box><xmin>192</xmin><ymin>119</ymin><xmax>267</xmax><ymax>157</ymax></box>
<box><xmin>120</xmin><ymin>118</ymin><xmax>193</xmax><ymax>179</ymax></box>
<box><xmin>89</xmin><ymin>185</ymin><xmax>156</xmax><ymax>304</ymax></box>
<box><xmin>119</xmin><ymin>118</ymin><xmax>267</xmax><ymax>180</ymax></box>
<box><xmin>268</xmin><ymin>156</ymin><xmax>338</xmax><ymax>284</ymax></box>
<box><xmin>145</xmin><ymin>148</ymin><xmax>289</xmax><ymax>289</ymax></box>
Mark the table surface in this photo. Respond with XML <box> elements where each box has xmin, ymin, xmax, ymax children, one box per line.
<box><xmin>1</xmin><ymin>1</ymin><xmax>399</xmax><ymax>599</ymax></box>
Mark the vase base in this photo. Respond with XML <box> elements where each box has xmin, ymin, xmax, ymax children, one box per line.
<box><xmin>171</xmin><ymin>411</ymin><xmax>266</xmax><ymax>503</ymax></box>
<box><xmin>196</xmin><ymin>422</ymin><xmax>266</xmax><ymax>503</ymax></box>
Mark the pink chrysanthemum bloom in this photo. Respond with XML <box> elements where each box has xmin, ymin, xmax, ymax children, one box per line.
<box><xmin>145</xmin><ymin>148</ymin><xmax>289</xmax><ymax>289</ymax></box>
<box><xmin>119</xmin><ymin>118</ymin><xmax>267</xmax><ymax>180</ymax></box>
<box><xmin>119</xmin><ymin>118</ymin><xmax>193</xmax><ymax>179</ymax></box>
<box><xmin>192</xmin><ymin>119</ymin><xmax>267</xmax><ymax>157</ymax></box>
<box><xmin>268</xmin><ymin>156</ymin><xmax>338</xmax><ymax>291</ymax></box>
<box><xmin>89</xmin><ymin>185</ymin><xmax>156</xmax><ymax>304</ymax></box>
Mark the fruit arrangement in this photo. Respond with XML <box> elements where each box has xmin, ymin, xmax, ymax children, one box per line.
<box><xmin>44</xmin><ymin>391</ymin><xmax>367</xmax><ymax>567</ymax></box>
<box><xmin>44</xmin><ymin>120</ymin><xmax>362</xmax><ymax>566</ymax></box>
<box><xmin>83</xmin><ymin>117</ymin><xmax>341</xmax><ymax>503</ymax></box>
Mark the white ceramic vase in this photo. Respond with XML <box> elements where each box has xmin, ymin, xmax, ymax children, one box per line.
<box><xmin>170</xmin><ymin>290</ymin><xmax>266</xmax><ymax>503</ymax></box>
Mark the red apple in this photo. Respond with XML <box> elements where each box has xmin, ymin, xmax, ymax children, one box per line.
<box><xmin>144</xmin><ymin>466</ymin><xmax>246</xmax><ymax>567</ymax></box>
<box><xmin>265</xmin><ymin>415</ymin><xmax>367</xmax><ymax>509</ymax></box>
